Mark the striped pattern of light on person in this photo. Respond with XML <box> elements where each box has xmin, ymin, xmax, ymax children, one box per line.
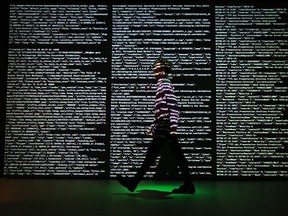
<box><xmin>155</xmin><ymin>78</ymin><xmax>180</xmax><ymax>134</ymax></box>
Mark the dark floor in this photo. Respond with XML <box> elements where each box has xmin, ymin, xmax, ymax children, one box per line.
<box><xmin>0</xmin><ymin>178</ymin><xmax>287</xmax><ymax>216</ymax></box>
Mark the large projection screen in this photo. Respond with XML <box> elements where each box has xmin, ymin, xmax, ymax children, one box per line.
<box><xmin>2</xmin><ymin>1</ymin><xmax>287</xmax><ymax>179</ymax></box>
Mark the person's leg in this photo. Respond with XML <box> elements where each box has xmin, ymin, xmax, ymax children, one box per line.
<box><xmin>117</xmin><ymin>135</ymin><xmax>165</xmax><ymax>192</ymax></box>
<box><xmin>169</xmin><ymin>135</ymin><xmax>196</xmax><ymax>193</ymax></box>
<box><xmin>133</xmin><ymin>136</ymin><xmax>164</xmax><ymax>183</ymax></box>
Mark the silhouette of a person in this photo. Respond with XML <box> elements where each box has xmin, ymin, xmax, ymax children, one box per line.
<box><xmin>117</xmin><ymin>58</ymin><xmax>195</xmax><ymax>194</ymax></box>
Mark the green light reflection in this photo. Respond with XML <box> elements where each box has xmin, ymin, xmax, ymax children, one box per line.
<box><xmin>112</xmin><ymin>180</ymin><xmax>214</xmax><ymax>200</ymax></box>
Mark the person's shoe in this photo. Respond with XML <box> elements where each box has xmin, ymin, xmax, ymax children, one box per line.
<box><xmin>116</xmin><ymin>175</ymin><xmax>137</xmax><ymax>192</ymax></box>
<box><xmin>172</xmin><ymin>184</ymin><xmax>196</xmax><ymax>194</ymax></box>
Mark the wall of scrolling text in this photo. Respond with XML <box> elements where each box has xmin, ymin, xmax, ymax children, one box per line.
<box><xmin>3</xmin><ymin>3</ymin><xmax>287</xmax><ymax>178</ymax></box>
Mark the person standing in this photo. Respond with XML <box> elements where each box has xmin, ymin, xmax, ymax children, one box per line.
<box><xmin>117</xmin><ymin>58</ymin><xmax>196</xmax><ymax>194</ymax></box>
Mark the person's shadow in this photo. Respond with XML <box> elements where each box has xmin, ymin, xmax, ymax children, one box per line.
<box><xmin>128</xmin><ymin>189</ymin><xmax>174</xmax><ymax>200</ymax></box>
<box><xmin>113</xmin><ymin>189</ymin><xmax>174</xmax><ymax>200</ymax></box>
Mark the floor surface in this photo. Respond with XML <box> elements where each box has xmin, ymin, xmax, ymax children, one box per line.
<box><xmin>0</xmin><ymin>178</ymin><xmax>287</xmax><ymax>216</ymax></box>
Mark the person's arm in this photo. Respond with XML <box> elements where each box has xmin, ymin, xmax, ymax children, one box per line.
<box><xmin>162</xmin><ymin>81</ymin><xmax>179</xmax><ymax>134</ymax></box>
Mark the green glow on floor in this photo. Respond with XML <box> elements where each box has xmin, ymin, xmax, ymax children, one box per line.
<box><xmin>137</xmin><ymin>181</ymin><xmax>178</xmax><ymax>192</ymax></box>
<box><xmin>113</xmin><ymin>180</ymin><xmax>213</xmax><ymax>200</ymax></box>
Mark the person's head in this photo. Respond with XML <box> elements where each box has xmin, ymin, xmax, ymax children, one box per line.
<box><xmin>153</xmin><ymin>58</ymin><xmax>172</xmax><ymax>79</ymax></box>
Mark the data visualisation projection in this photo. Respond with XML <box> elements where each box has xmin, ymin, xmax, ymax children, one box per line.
<box><xmin>2</xmin><ymin>1</ymin><xmax>288</xmax><ymax>179</ymax></box>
